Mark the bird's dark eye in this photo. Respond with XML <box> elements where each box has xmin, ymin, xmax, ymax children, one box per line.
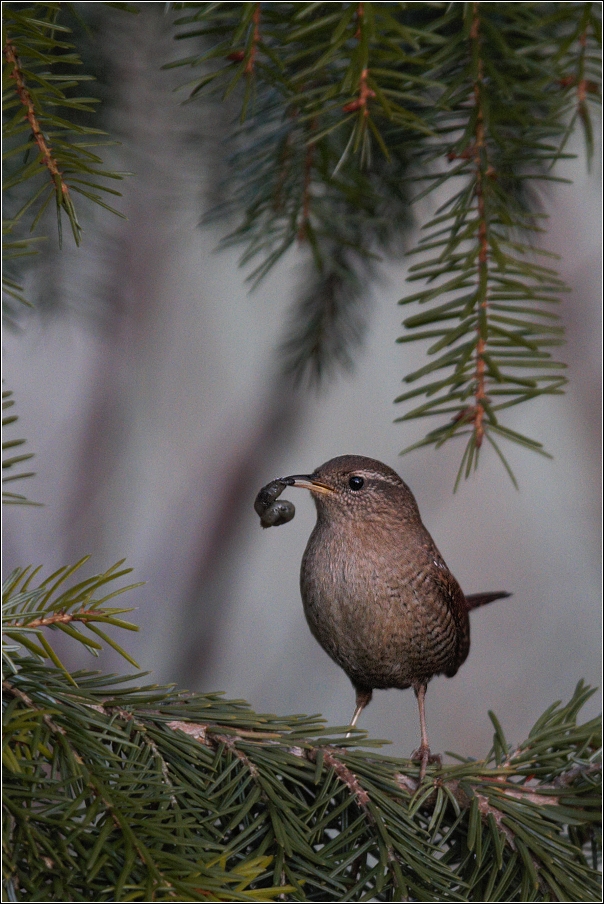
<box><xmin>349</xmin><ymin>475</ymin><xmax>364</xmax><ymax>491</ymax></box>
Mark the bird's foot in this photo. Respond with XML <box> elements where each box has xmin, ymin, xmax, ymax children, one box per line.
<box><xmin>411</xmin><ymin>744</ymin><xmax>442</xmax><ymax>781</ymax></box>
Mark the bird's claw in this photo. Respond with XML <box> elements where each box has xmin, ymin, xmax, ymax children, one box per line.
<box><xmin>411</xmin><ymin>745</ymin><xmax>442</xmax><ymax>780</ymax></box>
<box><xmin>254</xmin><ymin>479</ymin><xmax>296</xmax><ymax>528</ymax></box>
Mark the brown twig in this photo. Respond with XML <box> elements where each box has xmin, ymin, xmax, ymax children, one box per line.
<box><xmin>344</xmin><ymin>4</ymin><xmax>374</xmax><ymax>115</ymax></box>
<box><xmin>303</xmin><ymin>746</ymin><xmax>409</xmax><ymax>897</ymax></box>
<box><xmin>109</xmin><ymin>707</ymin><xmax>177</xmax><ymax>806</ymax></box>
<box><xmin>342</xmin><ymin>68</ymin><xmax>376</xmax><ymax>116</ymax></box>
<box><xmin>3</xmin><ymin>679</ymin><xmax>67</xmax><ymax>737</ymax></box>
<box><xmin>3</xmin><ymin>38</ymin><xmax>69</xmax><ymax>199</ymax></box>
<box><xmin>161</xmin><ymin>717</ymin><xmax>600</xmax><ymax>821</ymax></box>
<box><xmin>577</xmin><ymin>29</ymin><xmax>588</xmax><ymax>104</ymax></box>
<box><xmin>297</xmin><ymin>118</ymin><xmax>317</xmax><ymax>241</ymax></box>
<box><xmin>396</xmin><ymin>772</ymin><xmax>515</xmax><ymax>848</ymax></box>
<box><xmin>475</xmin><ymin>792</ymin><xmax>517</xmax><ymax>848</ymax></box>
<box><xmin>553</xmin><ymin>762</ymin><xmax>601</xmax><ymax>787</ymax></box>
<box><xmin>395</xmin><ymin>761</ymin><xmax>599</xmax><ymax>823</ymax></box>
<box><xmin>167</xmin><ymin>720</ymin><xmax>260</xmax><ymax>778</ymax></box>
<box><xmin>558</xmin><ymin>73</ymin><xmax>598</xmax><ymax>99</ymax></box>
<box><xmin>305</xmin><ymin>746</ymin><xmax>371</xmax><ymax>811</ymax></box>
<box><xmin>470</xmin><ymin>2</ymin><xmax>488</xmax><ymax>449</ymax></box>
<box><xmin>9</xmin><ymin>610</ymin><xmax>103</xmax><ymax>630</ymax></box>
<box><xmin>245</xmin><ymin>2</ymin><xmax>261</xmax><ymax>76</ymax></box>
<box><xmin>354</xmin><ymin>2</ymin><xmax>364</xmax><ymax>41</ymax></box>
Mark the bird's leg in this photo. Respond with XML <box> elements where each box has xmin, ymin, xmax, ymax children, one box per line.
<box><xmin>411</xmin><ymin>682</ymin><xmax>441</xmax><ymax>780</ymax></box>
<box><xmin>346</xmin><ymin>688</ymin><xmax>372</xmax><ymax>737</ymax></box>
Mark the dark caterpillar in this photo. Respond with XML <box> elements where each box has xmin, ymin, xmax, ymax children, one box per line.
<box><xmin>254</xmin><ymin>478</ymin><xmax>296</xmax><ymax>528</ymax></box>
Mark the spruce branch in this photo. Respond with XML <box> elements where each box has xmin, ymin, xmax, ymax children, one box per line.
<box><xmin>3</xmin><ymin>36</ymin><xmax>73</xmax><ymax>214</ymax></box>
<box><xmin>3</xmin><ymin>634</ymin><xmax>601</xmax><ymax>902</ymax></box>
<box><xmin>1</xmin><ymin>571</ymin><xmax>601</xmax><ymax>901</ymax></box>
<box><xmin>553</xmin><ymin>1</ymin><xmax>602</xmax><ymax>166</ymax></box>
<box><xmin>2</xmin><ymin>389</ymin><xmax>38</xmax><ymax>506</ymax></box>
<box><xmin>2</xmin><ymin>561</ymin><xmax>601</xmax><ymax>900</ymax></box>
<box><xmin>395</xmin><ymin>1</ymin><xmax>583</xmax><ymax>485</ymax></box>
<box><xmin>2</xmin><ymin>557</ymin><xmax>142</xmax><ymax>678</ymax></box>
<box><xmin>170</xmin><ymin>2</ymin><xmax>426</xmax><ymax>383</ymax></box>
<box><xmin>2</xmin><ymin>1</ymin><xmax>129</xmax><ymax>316</ymax></box>
<box><xmin>1</xmin><ymin>233</ymin><xmax>44</xmax><ymax>319</ymax></box>
<box><xmin>169</xmin><ymin>2</ymin><xmax>599</xmax><ymax>482</ymax></box>
<box><xmin>245</xmin><ymin>2</ymin><xmax>261</xmax><ymax>77</ymax></box>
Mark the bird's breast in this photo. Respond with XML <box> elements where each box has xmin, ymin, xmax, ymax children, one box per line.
<box><xmin>299</xmin><ymin>520</ymin><xmax>467</xmax><ymax>690</ymax></box>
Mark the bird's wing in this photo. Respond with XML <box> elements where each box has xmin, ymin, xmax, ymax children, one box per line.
<box><xmin>433</xmin><ymin>570</ymin><xmax>470</xmax><ymax>677</ymax></box>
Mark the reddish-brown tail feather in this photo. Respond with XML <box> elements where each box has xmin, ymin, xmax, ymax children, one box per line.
<box><xmin>465</xmin><ymin>591</ymin><xmax>511</xmax><ymax>611</ymax></box>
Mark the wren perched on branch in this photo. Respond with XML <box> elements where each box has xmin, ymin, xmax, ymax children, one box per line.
<box><xmin>255</xmin><ymin>455</ymin><xmax>510</xmax><ymax>779</ymax></box>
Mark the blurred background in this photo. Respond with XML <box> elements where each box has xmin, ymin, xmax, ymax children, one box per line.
<box><xmin>3</xmin><ymin>6</ymin><xmax>601</xmax><ymax>760</ymax></box>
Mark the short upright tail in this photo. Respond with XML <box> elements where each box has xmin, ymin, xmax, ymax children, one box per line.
<box><xmin>465</xmin><ymin>591</ymin><xmax>511</xmax><ymax>611</ymax></box>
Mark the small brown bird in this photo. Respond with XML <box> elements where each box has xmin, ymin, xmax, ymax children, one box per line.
<box><xmin>256</xmin><ymin>455</ymin><xmax>509</xmax><ymax>778</ymax></box>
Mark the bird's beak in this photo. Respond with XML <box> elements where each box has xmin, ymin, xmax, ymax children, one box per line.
<box><xmin>279</xmin><ymin>474</ymin><xmax>334</xmax><ymax>496</ymax></box>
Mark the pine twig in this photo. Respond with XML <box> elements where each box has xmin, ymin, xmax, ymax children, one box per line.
<box><xmin>3</xmin><ymin>39</ymin><xmax>71</xmax><ymax>202</ymax></box>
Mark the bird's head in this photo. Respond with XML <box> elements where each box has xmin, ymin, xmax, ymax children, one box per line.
<box><xmin>280</xmin><ymin>455</ymin><xmax>420</xmax><ymax>524</ymax></box>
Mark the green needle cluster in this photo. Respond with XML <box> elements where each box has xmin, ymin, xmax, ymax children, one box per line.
<box><xmin>169</xmin><ymin>1</ymin><xmax>600</xmax><ymax>480</ymax></box>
